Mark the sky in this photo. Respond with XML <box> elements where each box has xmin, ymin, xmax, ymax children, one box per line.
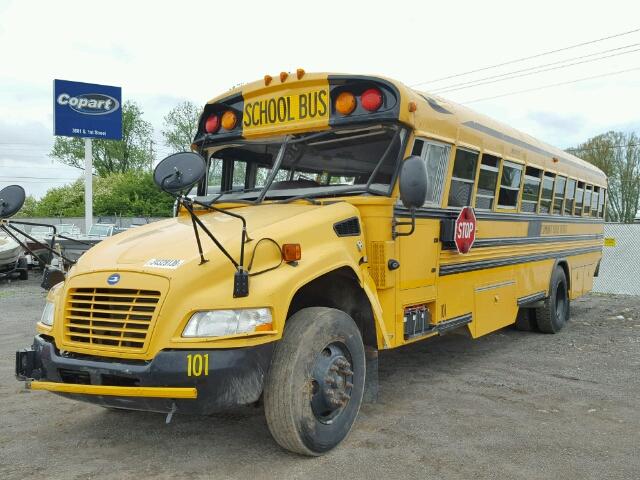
<box><xmin>1</xmin><ymin>0</ymin><xmax>640</xmax><ymax>198</ymax></box>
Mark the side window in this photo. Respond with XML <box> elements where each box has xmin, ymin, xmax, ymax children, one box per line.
<box><xmin>448</xmin><ymin>147</ymin><xmax>478</xmax><ymax>207</ymax></box>
<box><xmin>413</xmin><ymin>138</ymin><xmax>452</xmax><ymax>206</ymax></box>
<box><xmin>475</xmin><ymin>154</ymin><xmax>500</xmax><ymax>210</ymax></box>
<box><xmin>497</xmin><ymin>161</ymin><xmax>522</xmax><ymax>209</ymax></box>
<box><xmin>598</xmin><ymin>189</ymin><xmax>606</xmax><ymax>218</ymax></box>
<box><xmin>522</xmin><ymin>166</ymin><xmax>542</xmax><ymax>213</ymax></box>
<box><xmin>591</xmin><ymin>187</ymin><xmax>600</xmax><ymax>217</ymax></box>
<box><xmin>574</xmin><ymin>182</ymin><xmax>584</xmax><ymax>216</ymax></box>
<box><xmin>583</xmin><ymin>185</ymin><xmax>593</xmax><ymax>216</ymax></box>
<box><xmin>564</xmin><ymin>179</ymin><xmax>576</xmax><ymax>215</ymax></box>
<box><xmin>553</xmin><ymin>176</ymin><xmax>567</xmax><ymax>215</ymax></box>
<box><xmin>539</xmin><ymin>172</ymin><xmax>555</xmax><ymax>213</ymax></box>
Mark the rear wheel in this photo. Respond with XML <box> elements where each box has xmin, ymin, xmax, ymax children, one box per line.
<box><xmin>536</xmin><ymin>266</ymin><xmax>570</xmax><ymax>333</ymax></box>
<box><xmin>264</xmin><ymin>307</ymin><xmax>365</xmax><ymax>456</ymax></box>
<box><xmin>18</xmin><ymin>257</ymin><xmax>28</xmax><ymax>280</ymax></box>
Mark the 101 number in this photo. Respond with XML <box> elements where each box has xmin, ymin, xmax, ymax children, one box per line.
<box><xmin>187</xmin><ymin>354</ymin><xmax>209</xmax><ymax>377</ymax></box>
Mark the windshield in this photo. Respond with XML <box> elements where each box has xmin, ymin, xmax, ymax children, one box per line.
<box><xmin>88</xmin><ymin>224</ymin><xmax>112</xmax><ymax>237</ymax></box>
<box><xmin>199</xmin><ymin>125</ymin><xmax>405</xmax><ymax>202</ymax></box>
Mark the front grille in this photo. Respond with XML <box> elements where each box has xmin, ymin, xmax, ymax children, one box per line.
<box><xmin>63</xmin><ymin>287</ymin><xmax>161</xmax><ymax>352</ymax></box>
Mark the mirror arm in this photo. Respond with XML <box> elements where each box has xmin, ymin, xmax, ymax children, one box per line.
<box><xmin>392</xmin><ymin>207</ymin><xmax>417</xmax><ymax>239</ymax></box>
<box><xmin>3</xmin><ymin>222</ymin><xmax>76</xmax><ymax>266</ymax></box>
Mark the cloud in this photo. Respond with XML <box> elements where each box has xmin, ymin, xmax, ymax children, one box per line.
<box><xmin>526</xmin><ymin>111</ymin><xmax>587</xmax><ymax>137</ymax></box>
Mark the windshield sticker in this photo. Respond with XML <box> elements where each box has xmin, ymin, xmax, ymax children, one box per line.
<box><xmin>144</xmin><ymin>258</ymin><xmax>184</xmax><ymax>269</ymax></box>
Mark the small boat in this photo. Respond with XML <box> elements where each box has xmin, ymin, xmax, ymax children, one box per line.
<box><xmin>0</xmin><ymin>236</ymin><xmax>21</xmax><ymax>267</ymax></box>
<box><xmin>25</xmin><ymin>224</ymin><xmax>81</xmax><ymax>267</ymax></box>
<box><xmin>0</xmin><ymin>236</ymin><xmax>27</xmax><ymax>280</ymax></box>
<box><xmin>57</xmin><ymin>223</ymin><xmax>119</xmax><ymax>264</ymax></box>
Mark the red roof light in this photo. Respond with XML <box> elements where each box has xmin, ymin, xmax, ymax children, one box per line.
<box><xmin>361</xmin><ymin>88</ymin><xmax>383</xmax><ymax>112</ymax></box>
<box><xmin>205</xmin><ymin>114</ymin><xmax>220</xmax><ymax>134</ymax></box>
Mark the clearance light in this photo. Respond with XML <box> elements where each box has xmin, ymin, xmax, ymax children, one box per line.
<box><xmin>221</xmin><ymin>110</ymin><xmax>237</xmax><ymax>130</ymax></box>
<box><xmin>408</xmin><ymin>101</ymin><xmax>417</xmax><ymax>113</ymax></box>
<box><xmin>335</xmin><ymin>92</ymin><xmax>356</xmax><ymax>115</ymax></box>
<box><xmin>280</xmin><ymin>71</ymin><xmax>289</xmax><ymax>82</ymax></box>
<box><xmin>361</xmin><ymin>88</ymin><xmax>383</xmax><ymax>111</ymax></box>
<box><xmin>205</xmin><ymin>114</ymin><xmax>220</xmax><ymax>134</ymax></box>
<box><xmin>296</xmin><ymin>68</ymin><xmax>305</xmax><ymax>79</ymax></box>
<box><xmin>264</xmin><ymin>74</ymin><xmax>273</xmax><ymax>86</ymax></box>
<box><xmin>282</xmin><ymin>243</ymin><xmax>301</xmax><ymax>262</ymax></box>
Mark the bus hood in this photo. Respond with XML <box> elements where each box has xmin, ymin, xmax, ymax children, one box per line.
<box><xmin>72</xmin><ymin>203</ymin><xmax>329</xmax><ymax>276</ymax></box>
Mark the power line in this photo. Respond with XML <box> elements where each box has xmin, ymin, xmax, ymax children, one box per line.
<box><xmin>411</xmin><ymin>26</ymin><xmax>640</xmax><ymax>87</ymax></box>
<box><xmin>462</xmin><ymin>66</ymin><xmax>640</xmax><ymax>104</ymax></box>
<box><xmin>431</xmin><ymin>42</ymin><xmax>640</xmax><ymax>93</ymax></box>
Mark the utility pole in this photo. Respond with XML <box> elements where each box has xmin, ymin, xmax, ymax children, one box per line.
<box><xmin>84</xmin><ymin>138</ymin><xmax>93</xmax><ymax>234</ymax></box>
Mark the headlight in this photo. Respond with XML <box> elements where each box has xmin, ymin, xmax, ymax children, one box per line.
<box><xmin>182</xmin><ymin>308</ymin><xmax>272</xmax><ymax>338</ymax></box>
<box><xmin>40</xmin><ymin>301</ymin><xmax>55</xmax><ymax>327</ymax></box>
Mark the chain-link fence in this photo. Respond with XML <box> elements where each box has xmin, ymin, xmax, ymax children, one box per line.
<box><xmin>593</xmin><ymin>223</ymin><xmax>640</xmax><ymax>295</ymax></box>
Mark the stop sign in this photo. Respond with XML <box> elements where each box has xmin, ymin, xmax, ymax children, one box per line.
<box><xmin>454</xmin><ymin>206</ymin><xmax>477</xmax><ymax>254</ymax></box>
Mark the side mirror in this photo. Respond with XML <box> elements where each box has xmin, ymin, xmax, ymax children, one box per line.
<box><xmin>0</xmin><ymin>185</ymin><xmax>26</xmax><ymax>219</ymax></box>
<box><xmin>153</xmin><ymin>152</ymin><xmax>206</xmax><ymax>195</ymax></box>
<box><xmin>399</xmin><ymin>156</ymin><xmax>427</xmax><ymax>209</ymax></box>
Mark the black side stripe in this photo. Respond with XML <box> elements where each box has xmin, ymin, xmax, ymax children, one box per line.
<box><xmin>442</xmin><ymin>233</ymin><xmax>603</xmax><ymax>250</ymax></box>
<box><xmin>517</xmin><ymin>291</ymin><xmax>546</xmax><ymax>306</ymax></box>
<box><xmin>395</xmin><ymin>206</ymin><xmax>604</xmax><ymax>224</ymax></box>
<box><xmin>439</xmin><ymin>245</ymin><xmax>602</xmax><ymax>276</ymax></box>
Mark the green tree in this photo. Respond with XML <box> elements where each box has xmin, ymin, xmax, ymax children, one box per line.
<box><xmin>32</xmin><ymin>180</ymin><xmax>85</xmax><ymax>217</ymax></box>
<box><xmin>15</xmin><ymin>195</ymin><xmax>38</xmax><ymax>217</ymax></box>
<box><xmin>162</xmin><ymin>100</ymin><xmax>201</xmax><ymax>153</ymax></box>
<box><xmin>27</xmin><ymin>173</ymin><xmax>174</xmax><ymax>218</ymax></box>
<box><xmin>570</xmin><ymin>131</ymin><xmax>640</xmax><ymax>222</ymax></box>
<box><xmin>49</xmin><ymin>101</ymin><xmax>153</xmax><ymax>175</ymax></box>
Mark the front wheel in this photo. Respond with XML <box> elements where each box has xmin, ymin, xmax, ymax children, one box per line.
<box><xmin>264</xmin><ymin>307</ymin><xmax>366</xmax><ymax>456</ymax></box>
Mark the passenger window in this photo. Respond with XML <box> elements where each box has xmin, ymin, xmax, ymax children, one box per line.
<box><xmin>583</xmin><ymin>185</ymin><xmax>592</xmax><ymax>216</ymax></box>
<box><xmin>598</xmin><ymin>189</ymin><xmax>606</xmax><ymax>217</ymax></box>
<box><xmin>414</xmin><ymin>139</ymin><xmax>451</xmax><ymax>206</ymax></box>
<box><xmin>539</xmin><ymin>173</ymin><xmax>555</xmax><ymax>213</ymax></box>
<box><xmin>497</xmin><ymin>161</ymin><xmax>522</xmax><ymax>209</ymax></box>
<box><xmin>448</xmin><ymin>147</ymin><xmax>477</xmax><ymax>207</ymax></box>
<box><xmin>475</xmin><ymin>154</ymin><xmax>500</xmax><ymax>210</ymax></box>
<box><xmin>574</xmin><ymin>182</ymin><xmax>584</xmax><ymax>216</ymax></box>
<box><xmin>521</xmin><ymin>166</ymin><xmax>542</xmax><ymax>213</ymax></box>
<box><xmin>553</xmin><ymin>176</ymin><xmax>567</xmax><ymax>215</ymax></box>
<box><xmin>564</xmin><ymin>179</ymin><xmax>576</xmax><ymax>215</ymax></box>
<box><xmin>591</xmin><ymin>187</ymin><xmax>600</xmax><ymax>217</ymax></box>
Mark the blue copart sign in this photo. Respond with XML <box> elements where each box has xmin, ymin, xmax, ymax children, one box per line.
<box><xmin>53</xmin><ymin>79</ymin><xmax>122</xmax><ymax>140</ymax></box>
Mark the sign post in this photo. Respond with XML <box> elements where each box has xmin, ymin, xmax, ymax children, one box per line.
<box><xmin>454</xmin><ymin>206</ymin><xmax>477</xmax><ymax>254</ymax></box>
<box><xmin>84</xmin><ymin>138</ymin><xmax>93</xmax><ymax>234</ymax></box>
<box><xmin>53</xmin><ymin>79</ymin><xmax>122</xmax><ymax>234</ymax></box>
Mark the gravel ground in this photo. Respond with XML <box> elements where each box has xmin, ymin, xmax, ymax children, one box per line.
<box><xmin>1</xmin><ymin>276</ymin><xmax>638</xmax><ymax>480</ymax></box>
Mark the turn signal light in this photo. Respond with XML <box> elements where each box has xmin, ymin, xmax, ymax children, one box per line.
<box><xmin>361</xmin><ymin>88</ymin><xmax>383</xmax><ymax>111</ymax></box>
<box><xmin>335</xmin><ymin>91</ymin><xmax>356</xmax><ymax>115</ymax></box>
<box><xmin>221</xmin><ymin>110</ymin><xmax>237</xmax><ymax>130</ymax></box>
<box><xmin>205</xmin><ymin>114</ymin><xmax>220</xmax><ymax>134</ymax></box>
<box><xmin>282</xmin><ymin>243</ymin><xmax>301</xmax><ymax>262</ymax></box>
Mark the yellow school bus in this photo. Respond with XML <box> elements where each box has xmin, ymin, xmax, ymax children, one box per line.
<box><xmin>15</xmin><ymin>70</ymin><xmax>606</xmax><ymax>456</ymax></box>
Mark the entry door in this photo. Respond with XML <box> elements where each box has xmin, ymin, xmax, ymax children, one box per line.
<box><xmin>398</xmin><ymin>139</ymin><xmax>451</xmax><ymax>290</ymax></box>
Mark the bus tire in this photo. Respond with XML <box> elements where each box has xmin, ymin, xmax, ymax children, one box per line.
<box><xmin>536</xmin><ymin>266</ymin><xmax>570</xmax><ymax>334</ymax></box>
<box><xmin>264</xmin><ymin>307</ymin><xmax>365</xmax><ymax>456</ymax></box>
<box><xmin>18</xmin><ymin>257</ymin><xmax>28</xmax><ymax>280</ymax></box>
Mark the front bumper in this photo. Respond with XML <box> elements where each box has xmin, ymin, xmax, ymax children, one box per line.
<box><xmin>16</xmin><ymin>335</ymin><xmax>274</xmax><ymax>414</ymax></box>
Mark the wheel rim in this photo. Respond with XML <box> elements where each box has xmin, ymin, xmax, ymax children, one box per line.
<box><xmin>310</xmin><ymin>342</ymin><xmax>354</xmax><ymax>424</ymax></box>
<box><xmin>556</xmin><ymin>281</ymin><xmax>567</xmax><ymax>321</ymax></box>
